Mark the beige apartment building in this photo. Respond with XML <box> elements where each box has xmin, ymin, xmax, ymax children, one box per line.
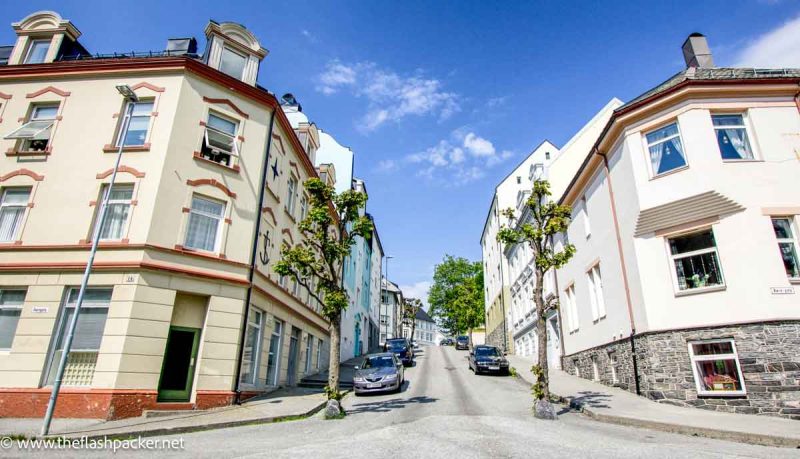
<box><xmin>0</xmin><ymin>11</ymin><xmax>331</xmax><ymax>419</ymax></box>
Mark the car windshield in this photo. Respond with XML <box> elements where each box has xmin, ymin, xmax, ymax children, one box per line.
<box><xmin>387</xmin><ymin>340</ymin><xmax>406</xmax><ymax>350</ymax></box>
<box><xmin>475</xmin><ymin>347</ymin><xmax>500</xmax><ymax>357</ymax></box>
<box><xmin>363</xmin><ymin>356</ymin><xmax>395</xmax><ymax>368</ymax></box>
<box><xmin>457</xmin><ymin>336</ymin><xmax>468</xmax><ymax>341</ymax></box>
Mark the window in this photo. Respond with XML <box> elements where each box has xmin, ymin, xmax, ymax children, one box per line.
<box><xmin>771</xmin><ymin>217</ymin><xmax>800</xmax><ymax>279</ymax></box>
<box><xmin>304</xmin><ymin>334</ymin><xmax>313</xmax><ymax>374</ymax></box>
<box><xmin>0</xmin><ymin>290</ymin><xmax>25</xmax><ymax>349</ymax></box>
<box><xmin>240</xmin><ymin>308</ymin><xmax>264</xmax><ymax>385</ymax></box>
<box><xmin>24</xmin><ymin>39</ymin><xmax>50</xmax><ymax>64</ymax></box>
<box><xmin>609</xmin><ymin>351</ymin><xmax>618</xmax><ymax>384</ymax></box>
<box><xmin>117</xmin><ymin>101</ymin><xmax>154</xmax><ymax>146</ymax></box>
<box><xmin>591</xmin><ymin>355</ymin><xmax>600</xmax><ymax>381</ymax></box>
<box><xmin>4</xmin><ymin>104</ymin><xmax>58</xmax><ymax>152</ymax></box>
<box><xmin>688</xmin><ymin>339</ymin><xmax>746</xmax><ymax>396</ymax></box>
<box><xmin>545</xmin><ymin>152</ymin><xmax>551</xmax><ymax>160</ymax></box>
<box><xmin>516</xmin><ymin>176</ymin><xmax>521</xmax><ymax>184</ymax></box>
<box><xmin>201</xmin><ymin>113</ymin><xmax>239</xmax><ymax>167</ymax></box>
<box><xmin>286</xmin><ymin>177</ymin><xmax>298</xmax><ymax>215</ymax></box>
<box><xmin>668</xmin><ymin>229</ymin><xmax>724</xmax><ymax>291</ymax></box>
<box><xmin>300</xmin><ymin>195</ymin><xmax>308</xmax><ymax>220</ymax></box>
<box><xmin>563</xmin><ymin>285</ymin><xmax>579</xmax><ymax>332</ymax></box>
<box><xmin>581</xmin><ymin>196</ymin><xmax>591</xmax><ymax>238</ymax></box>
<box><xmin>573</xmin><ymin>360</ymin><xmax>580</xmax><ymax>377</ymax></box>
<box><xmin>0</xmin><ymin>188</ymin><xmax>31</xmax><ymax>242</ymax></box>
<box><xmin>266</xmin><ymin>319</ymin><xmax>283</xmax><ymax>386</ymax></box>
<box><xmin>94</xmin><ymin>185</ymin><xmax>134</xmax><ymax>241</ymax></box>
<box><xmin>712</xmin><ymin>114</ymin><xmax>754</xmax><ymax>161</ymax></box>
<box><xmin>586</xmin><ymin>264</ymin><xmax>606</xmax><ymax>321</ymax></box>
<box><xmin>315</xmin><ymin>337</ymin><xmax>323</xmax><ymax>370</ymax></box>
<box><xmin>645</xmin><ymin>122</ymin><xmax>686</xmax><ymax>176</ymax></box>
<box><xmin>218</xmin><ymin>47</ymin><xmax>247</xmax><ymax>79</ymax></box>
<box><xmin>45</xmin><ymin>288</ymin><xmax>111</xmax><ymax>386</ymax></box>
<box><xmin>185</xmin><ymin>195</ymin><xmax>225</xmax><ymax>252</ymax></box>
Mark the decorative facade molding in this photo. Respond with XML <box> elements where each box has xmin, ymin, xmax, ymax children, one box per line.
<box><xmin>186</xmin><ymin>178</ymin><xmax>237</xmax><ymax>198</ymax></box>
<box><xmin>130</xmin><ymin>81</ymin><xmax>165</xmax><ymax>93</ymax></box>
<box><xmin>0</xmin><ymin>168</ymin><xmax>44</xmax><ymax>182</ymax></box>
<box><xmin>95</xmin><ymin>165</ymin><xmax>146</xmax><ymax>179</ymax></box>
<box><xmin>26</xmin><ymin>86</ymin><xmax>71</xmax><ymax>98</ymax></box>
<box><xmin>202</xmin><ymin>97</ymin><xmax>249</xmax><ymax>119</ymax></box>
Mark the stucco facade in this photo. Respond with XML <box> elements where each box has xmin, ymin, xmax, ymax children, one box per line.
<box><xmin>0</xmin><ymin>11</ymin><xmax>332</xmax><ymax>419</ymax></box>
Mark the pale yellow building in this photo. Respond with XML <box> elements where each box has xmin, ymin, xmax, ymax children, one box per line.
<box><xmin>0</xmin><ymin>11</ymin><xmax>331</xmax><ymax>419</ymax></box>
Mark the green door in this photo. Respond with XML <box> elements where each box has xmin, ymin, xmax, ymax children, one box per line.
<box><xmin>157</xmin><ymin>326</ymin><xmax>201</xmax><ymax>402</ymax></box>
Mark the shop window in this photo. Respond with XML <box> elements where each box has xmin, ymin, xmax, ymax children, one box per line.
<box><xmin>688</xmin><ymin>339</ymin><xmax>746</xmax><ymax>396</ymax></box>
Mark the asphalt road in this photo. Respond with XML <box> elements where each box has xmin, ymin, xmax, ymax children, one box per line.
<box><xmin>11</xmin><ymin>346</ymin><xmax>797</xmax><ymax>458</ymax></box>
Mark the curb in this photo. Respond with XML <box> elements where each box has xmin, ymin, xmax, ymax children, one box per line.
<box><xmin>511</xmin><ymin>371</ymin><xmax>800</xmax><ymax>449</ymax></box>
<box><xmin>52</xmin><ymin>394</ymin><xmax>343</xmax><ymax>441</ymax></box>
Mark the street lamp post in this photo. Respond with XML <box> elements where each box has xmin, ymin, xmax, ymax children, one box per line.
<box><xmin>41</xmin><ymin>85</ymin><xmax>139</xmax><ymax>436</ymax></box>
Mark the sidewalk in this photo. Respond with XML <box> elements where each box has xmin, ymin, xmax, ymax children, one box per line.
<box><xmin>299</xmin><ymin>354</ymin><xmax>364</xmax><ymax>389</ymax></box>
<box><xmin>506</xmin><ymin>354</ymin><xmax>800</xmax><ymax>448</ymax></box>
<box><xmin>0</xmin><ymin>387</ymin><xmax>327</xmax><ymax>440</ymax></box>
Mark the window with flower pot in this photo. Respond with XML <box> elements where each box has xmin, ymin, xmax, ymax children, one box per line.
<box><xmin>667</xmin><ymin>229</ymin><xmax>724</xmax><ymax>292</ymax></box>
<box><xmin>688</xmin><ymin>339</ymin><xmax>746</xmax><ymax>396</ymax></box>
<box><xmin>200</xmin><ymin>112</ymin><xmax>239</xmax><ymax>167</ymax></box>
<box><xmin>5</xmin><ymin>104</ymin><xmax>59</xmax><ymax>152</ymax></box>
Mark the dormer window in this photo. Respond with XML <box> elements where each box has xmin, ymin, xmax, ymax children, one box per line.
<box><xmin>24</xmin><ymin>39</ymin><xmax>50</xmax><ymax>64</ymax></box>
<box><xmin>201</xmin><ymin>112</ymin><xmax>239</xmax><ymax>167</ymax></box>
<box><xmin>219</xmin><ymin>46</ymin><xmax>247</xmax><ymax>79</ymax></box>
<box><xmin>5</xmin><ymin>104</ymin><xmax>58</xmax><ymax>152</ymax></box>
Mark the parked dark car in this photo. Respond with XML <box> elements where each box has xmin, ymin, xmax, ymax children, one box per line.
<box><xmin>455</xmin><ymin>335</ymin><xmax>470</xmax><ymax>350</ymax></box>
<box><xmin>384</xmin><ymin>338</ymin><xmax>414</xmax><ymax>366</ymax></box>
<box><xmin>439</xmin><ymin>338</ymin><xmax>453</xmax><ymax>346</ymax></box>
<box><xmin>468</xmin><ymin>345</ymin><xmax>510</xmax><ymax>375</ymax></box>
<box><xmin>353</xmin><ymin>353</ymin><xmax>405</xmax><ymax>395</ymax></box>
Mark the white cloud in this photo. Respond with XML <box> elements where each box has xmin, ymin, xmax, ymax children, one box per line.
<box><xmin>398</xmin><ymin>281</ymin><xmax>432</xmax><ymax>308</ymax></box>
<box><xmin>375</xmin><ymin>159</ymin><xmax>397</xmax><ymax>172</ymax></box>
<box><xmin>734</xmin><ymin>15</ymin><xmax>800</xmax><ymax>67</ymax></box>
<box><xmin>316</xmin><ymin>60</ymin><xmax>460</xmax><ymax>131</ymax></box>
<box><xmin>403</xmin><ymin>131</ymin><xmax>512</xmax><ymax>185</ymax></box>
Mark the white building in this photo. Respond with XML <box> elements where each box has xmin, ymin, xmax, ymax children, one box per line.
<box><xmin>505</xmin><ymin>99</ymin><xmax>621</xmax><ymax>368</ymax></box>
<box><xmin>481</xmin><ymin>141</ymin><xmax>558</xmax><ymax>352</ymax></box>
<box><xmin>403</xmin><ymin>308</ymin><xmax>437</xmax><ymax>346</ymax></box>
<box><xmin>553</xmin><ymin>34</ymin><xmax>800</xmax><ymax>418</ymax></box>
<box><xmin>380</xmin><ymin>279</ymin><xmax>403</xmax><ymax>345</ymax></box>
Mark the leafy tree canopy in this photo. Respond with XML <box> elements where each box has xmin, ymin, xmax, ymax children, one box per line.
<box><xmin>427</xmin><ymin>255</ymin><xmax>484</xmax><ymax>336</ymax></box>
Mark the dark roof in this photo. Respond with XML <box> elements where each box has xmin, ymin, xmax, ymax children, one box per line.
<box><xmin>618</xmin><ymin>67</ymin><xmax>800</xmax><ymax>111</ymax></box>
<box><xmin>415</xmin><ymin>308</ymin><xmax>435</xmax><ymax>323</ymax></box>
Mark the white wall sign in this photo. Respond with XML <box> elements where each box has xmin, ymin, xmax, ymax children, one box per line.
<box><xmin>770</xmin><ymin>287</ymin><xmax>795</xmax><ymax>295</ymax></box>
<box><xmin>32</xmin><ymin>306</ymin><xmax>49</xmax><ymax>313</ymax></box>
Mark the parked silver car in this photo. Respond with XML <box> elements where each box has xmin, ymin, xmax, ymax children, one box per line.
<box><xmin>353</xmin><ymin>353</ymin><xmax>405</xmax><ymax>395</ymax></box>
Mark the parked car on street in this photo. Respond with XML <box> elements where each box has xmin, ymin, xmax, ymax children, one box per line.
<box><xmin>353</xmin><ymin>353</ymin><xmax>405</xmax><ymax>395</ymax></box>
<box><xmin>468</xmin><ymin>345</ymin><xmax>510</xmax><ymax>375</ymax></box>
<box><xmin>384</xmin><ymin>338</ymin><xmax>414</xmax><ymax>366</ymax></box>
<box><xmin>455</xmin><ymin>335</ymin><xmax>470</xmax><ymax>350</ymax></box>
<box><xmin>439</xmin><ymin>338</ymin><xmax>453</xmax><ymax>346</ymax></box>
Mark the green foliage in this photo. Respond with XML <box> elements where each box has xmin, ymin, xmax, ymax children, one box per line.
<box><xmin>323</xmin><ymin>385</ymin><xmax>345</xmax><ymax>402</ymax></box>
<box><xmin>428</xmin><ymin>255</ymin><xmax>484</xmax><ymax>336</ymax></box>
<box><xmin>509</xmin><ymin>367</ymin><xmax>518</xmax><ymax>377</ymax></box>
<box><xmin>273</xmin><ymin>178</ymin><xmax>372</xmax><ymax>322</ymax></box>
<box><xmin>402</xmin><ymin>298</ymin><xmax>423</xmax><ymax>327</ymax></box>
<box><xmin>530</xmin><ymin>365</ymin><xmax>546</xmax><ymax>400</ymax></box>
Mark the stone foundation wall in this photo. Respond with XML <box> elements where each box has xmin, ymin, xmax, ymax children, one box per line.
<box><xmin>562</xmin><ymin>321</ymin><xmax>800</xmax><ymax>420</ymax></box>
<box><xmin>486</xmin><ymin>322</ymin><xmax>507</xmax><ymax>351</ymax></box>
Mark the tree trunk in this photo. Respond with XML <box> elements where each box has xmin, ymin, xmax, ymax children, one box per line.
<box><xmin>327</xmin><ymin>315</ymin><xmax>341</xmax><ymax>398</ymax></box>
<box><xmin>410</xmin><ymin>320</ymin><xmax>417</xmax><ymax>345</ymax></box>
<box><xmin>534</xmin><ymin>268</ymin><xmax>550</xmax><ymax>400</ymax></box>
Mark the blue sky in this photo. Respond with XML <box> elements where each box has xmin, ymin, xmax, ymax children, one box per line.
<box><xmin>3</xmin><ymin>1</ymin><xmax>799</xmax><ymax>302</ymax></box>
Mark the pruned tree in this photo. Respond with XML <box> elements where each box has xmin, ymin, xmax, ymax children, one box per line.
<box><xmin>402</xmin><ymin>297</ymin><xmax>423</xmax><ymax>344</ymax></box>
<box><xmin>428</xmin><ymin>255</ymin><xmax>484</xmax><ymax>339</ymax></box>
<box><xmin>274</xmin><ymin>178</ymin><xmax>371</xmax><ymax>415</ymax></box>
<box><xmin>497</xmin><ymin>179</ymin><xmax>575</xmax><ymax>419</ymax></box>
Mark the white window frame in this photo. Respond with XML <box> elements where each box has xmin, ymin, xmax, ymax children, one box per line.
<box><xmin>644</xmin><ymin>121</ymin><xmax>688</xmax><ymax>178</ymax></box>
<box><xmin>116</xmin><ymin>100</ymin><xmax>154</xmax><ymax>147</ymax></box>
<box><xmin>4</xmin><ymin>104</ymin><xmax>59</xmax><ymax>151</ymax></box>
<box><xmin>771</xmin><ymin>216</ymin><xmax>800</xmax><ymax>281</ymax></box>
<box><xmin>218</xmin><ymin>46</ymin><xmax>248</xmax><ymax>80</ymax></box>
<box><xmin>711</xmin><ymin>113</ymin><xmax>756</xmax><ymax>162</ymax></box>
<box><xmin>184</xmin><ymin>195</ymin><xmax>225</xmax><ymax>253</ymax></box>
<box><xmin>581</xmin><ymin>196</ymin><xmax>591</xmax><ymax>238</ymax></box>
<box><xmin>94</xmin><ymin>184</ymin><xmax>134</xmax><ymax>241</ymax></box>
<box><xmin>24</xmin><ymin>39</ymin><xmax>51</xmax><ymax>64</ymax></box>
<box><xmin>563</xmin><ymin>284</ymin><xmax>579</xmax><ymax>333</ymax></box>
<box><xmin>241</xmin><ymin>307</ymin><xmax>264</xmax><ymax>386</ymax></box>
<box><xmin>286</xmin><ymin>176</ymin><xmax>298</xmax><ymax>216</ymax></box>
<box><xmin>0</xmin><ymin>289</ymin><xmax>26</xmax><ymax>350</ymax></box>
<box><xmin>315</xmin><ymin>337</ymin><xmax>322</xmax><ymax>370</ymax></box>
<box><xmin>586</xmin><ymin>264</ymin><xmax>606</xmax><ymax>321</ymax></box>
<box><xmin>667</xmin><ymin>228</ymin><xmax>725</xmax><ymax>293</ymax></box>
<box><xmin>608</xmin><ymin>351</ymin><xmax>618</xmax><ymax>384</ymax></box>
<box><xmin>201</xmin><ymin>112</ymin><xmax>240</xmax><ymax>167</ymax></box>
<box><xmin>687</xmin><ymin>338</ymin><xmax>747</xmax><ymax>397</ymax></box>
<box><xmin>0</xmin><ymin>187</ymin><xmax>31</xmax><ymax>242</ymax></box>
<box><xmin>299</xmin><ymin>194</ymin><xmax>308</xmax><ymax>220</ymax></box>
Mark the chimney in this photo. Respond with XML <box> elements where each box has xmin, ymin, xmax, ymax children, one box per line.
<box><xmin>165</xmin><ymin>37</ymin><xmax>198</xmax><ymax>56</ymax></box>
<box><xmin>682</xmin><ymin>33</ymin><xmax>714</xmax><ymax>68</ymax></box>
